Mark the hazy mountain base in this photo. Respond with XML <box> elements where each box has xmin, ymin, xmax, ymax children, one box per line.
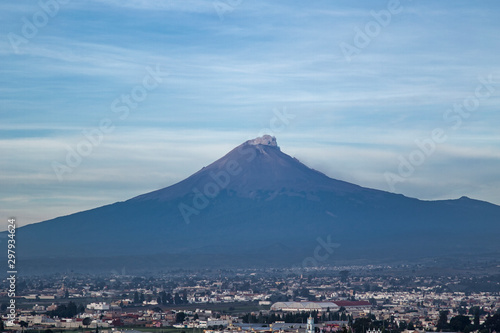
<box><xmin>14</xmin><ymin>249</ymin><xmax>500</xmax><ymax>276</ymax></box>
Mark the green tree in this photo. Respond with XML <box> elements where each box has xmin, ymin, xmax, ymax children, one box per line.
<box><xmin>352</xmin><ymin>317</ymin><xmax>371</xmax><ymax>333</ymax></box>
<box><xmin>176</xmin><ymin>312</ymin><xmax>186</xmax><ymax>323</ymax></box>
<box><xmin>469</xmin><ymin>306</ymin><xmax>486</xmax><ymax>327</ymax></box>
<box><xmin>47</xmin><ymin>301</ymin><xmax>81</xmax><ymax>318</ymax></box>
<box><xmin>483</xmin><ymin>314</ymin><xmax>500</xmax><ymax>332</ymax></box>
<box><xmin>133</xmin><ymin>291</ymin><xmax>139</xmax><ymax>304</ymax></box>
<box><xmin>339</xmin><ymin>270</ymin><xmax>350</xmax><ymax>283</ymax></box>
<box><xmin>159</xmin><ymin>291</ymin><xmax>167</xmax><ymax>305</ymax></box>
<box><xmin>436</xmin><ymin>310</ymin><xmax>449</xmax><ymax>331</ymax></box>
<box><xmin>174</xmin><ymin>293</ymin><xmax>182</xmax><ymax>304</ymax></box>
<box><xmin>67</xmin><ymin>301</ymin><xmax>77</xmax><ymax>316</ymax></box>
<box><xmin>19</xmin><ymin>320</ymin><xmax>28</xmax><ymax>332</ymax></box>
<box><xmin>83</xmin><ymin>317</ymin><xmax>92</xmax><ymax>329</ymax></box>
<box><xmin>449</xmin><ymin>315</ymin><xmax>471</xmax><ymax>332</ymax></box>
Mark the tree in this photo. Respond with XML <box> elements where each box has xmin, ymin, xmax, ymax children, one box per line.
<box><xmin>46</xmin><ymin>301</ymin><xmax>81</xmax><ymax>318</ymax></box>
<box><xmin>296</xmin><ymin>287</ymin><xmax>315</xmax><ymax>301</ymax></box>
<box><xmin>174</xmin><ymin>293</ymin><xmax>182</xmax><ymax>304</ymax></box>
<box><xmin>133</xmin><ymin>291</ymin><xmax>140</xmax><ymax>304</ymax></box>
<box><xmin>20</xmin><ymin>320</ymin><xmax>28</xmax><ymax>332</ymax></box>
<box><xmin>469</xmin><ymin>306</ymin><xmax>487</xmax><ymax>327</ymax></box>
<box><xmin>67</xmin><ymin>301</ymin><xmax>77</xmax><ymax>316</ymax></box>
<box><xmin>176</xmin><ymin>312</ymin><xmax>186</xmax><ymax>323</ymax></box>
<box><xmin>483</xmin><ymin>314</ymin><xmax>500</xmax><ymax>333</ymax></box>
<box><xmin>339</xmin><ymin>270</ymin><xmax>350</xmax><ymax>283</ymax></box>
<box><xmin>159</xmin><ymin>291</ymin><xmax>167</xmax><ymax>305</ymax></box>
<box><xmin>166</xmin><ymin>292</ymin><xmax>173</xmax><ymax>304</ymax></box>
<box><xmin>450</xmin><ymin>315</ymin><xmax>471</xmax><ymax>332</ymax></box>
<box><xmin>83</xmin><ymin>317</ymin><xmax>92</xmax><ymax>329</ymax></box>
<box><xmin>436</xmin><ymin>310</ymin><xmax>449</xmax><ymax>331</ymax></box>
<box><xmin>352</xmin><ymin>317</ymin><xmax>371</xmax><ymax>333</ymax></box>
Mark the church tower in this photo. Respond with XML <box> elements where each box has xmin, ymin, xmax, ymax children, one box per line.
<box><xmin>307</xmin><ymin>314</ymin><xmax>314</xmax><ymax>333</ymax></box>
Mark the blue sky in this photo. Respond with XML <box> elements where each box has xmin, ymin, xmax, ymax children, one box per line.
<box><xmin>1</xmin><ymin>0</ymin><xmax>500</xmax><ymax>228</ymax></box>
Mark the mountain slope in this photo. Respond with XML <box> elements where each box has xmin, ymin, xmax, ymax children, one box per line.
<box><xmin>5</xmin><ymin>135</ymin><xmax>500</xmax><ymax>272</ymax></box>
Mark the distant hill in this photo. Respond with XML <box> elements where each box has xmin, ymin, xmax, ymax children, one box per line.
<box><xmin>5</xmin><ymin>135</ymin><xmax>500</xmax><ymax>273</ymax></box>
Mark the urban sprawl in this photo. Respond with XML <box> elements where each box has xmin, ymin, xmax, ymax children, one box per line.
<box><xmin>1</xmin><ymin>265</ymin><xmax>499</xmax><ymax>333</ymax></box>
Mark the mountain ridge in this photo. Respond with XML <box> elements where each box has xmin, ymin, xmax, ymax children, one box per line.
<box><xmin>4</xmin><ymin>135</ymin><xmax>500</xmax><ymax>273</ymax></box>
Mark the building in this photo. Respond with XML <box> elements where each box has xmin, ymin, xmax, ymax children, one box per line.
<box><xmin>322</xmin><ymin>321</ymin><xmax>349</xmax><ymax>332</ymax></box>
<box><xmin>270</xmin><ymin>301</ymin><xmax>372</xmax><ymax>313</ymax></box>
<box><xmin>270</xmin><ymin>302</ymin><xmax>340</xmax><ymax>312</ymax></box>
<box><xmin>332</xmin><ymin>301</ymin><xmax>371</xmax><ymax>311</ymax></box>
<box><xmin>307</xmin><ymin>315</ymin><xmax>314</xmax><ymax>333</ymax></box>
<box><xmin>87</xmin><ymin>302</ymin><xmax>110</xmax><ymax>311</ymax></box>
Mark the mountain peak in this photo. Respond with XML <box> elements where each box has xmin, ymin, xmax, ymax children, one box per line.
<box><xmin>9</xmin><ymin>135</ymin><xmax>500</xmax><ymax>272</ymax></box>
<box><xmin>245</xmin><ymin>135</ymin><xmax>278</xmax><ymax>148</ymax></box>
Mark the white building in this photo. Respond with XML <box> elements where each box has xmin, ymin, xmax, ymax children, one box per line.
<box><xmin>307</xmin><ymin>315</ymin><xmax>315</xmax><ymax>333</ymax></box>
<box><xmin>87</xmin><ymin>302</ymin><xmax>110</xmax><ymax>311</ymax></box>
<box><xmin>207</xmin><ymin>318</ymin><xmax>229</xmax><ymax>327</ymax></box>
<box><xmin>270</xmin><ymin>302</ymin><xmax>340</xmax><ymax>312</ymax></box>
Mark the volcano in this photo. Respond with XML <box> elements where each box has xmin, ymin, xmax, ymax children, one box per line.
<box><xmin>6</xmin><ymin>135</ymin><xmax>500</xmax><ymax>273</ymax></box>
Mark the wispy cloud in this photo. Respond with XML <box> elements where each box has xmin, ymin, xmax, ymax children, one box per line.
<box><xmin>89</xmin><ymin>0</ymin><xmax>215</xmax><ymax>13</ymax></box>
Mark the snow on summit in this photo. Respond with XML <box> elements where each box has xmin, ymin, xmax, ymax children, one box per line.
<box><xmin>246</xmin><ymin>135</ymin><xmax>278</xmax><ymax>147</ymax></box>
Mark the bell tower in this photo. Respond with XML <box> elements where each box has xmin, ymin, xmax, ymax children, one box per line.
<box><xmin>306</xmin><ymin>314</ymin><xmax>314</xmax><ymax>333</ymax></box>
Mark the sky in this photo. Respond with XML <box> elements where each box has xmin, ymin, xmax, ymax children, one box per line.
<box><xmin>1</xmin><ymin>0</ymin><xmax>500</xmax><ymax>229</ymax></box>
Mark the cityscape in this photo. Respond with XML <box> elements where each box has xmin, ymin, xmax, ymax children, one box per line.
<box><xmin>2</xmin><ymin>1</ymin><xmax>500</xmax><ymax>333</ymax></box>
<box><xmin>1</xmin><ymin>264</ymin><xmax>500</xmax><ymax>332</ymax></box>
